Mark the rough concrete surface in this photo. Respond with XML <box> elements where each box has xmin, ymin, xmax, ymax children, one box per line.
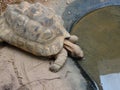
<box><xmin>0</xmin><ymin>45</ymin><xmax>87</xmax><ymax>90</ymax></box>
<box><xmin>0</xmin><ymin>0</ymin><xmax>87</xmax><ymax>90</ymax></box>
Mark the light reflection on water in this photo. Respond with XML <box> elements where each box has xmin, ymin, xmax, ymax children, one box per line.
<box><xmin>100</xmin><ymin>73</ymin><xmax>120</xmax><ymax>90</ymax></box>
<box><xmin>71</xmin><ymin>6</ymin><xmax>120</xmax><ymax>90</ymax></box>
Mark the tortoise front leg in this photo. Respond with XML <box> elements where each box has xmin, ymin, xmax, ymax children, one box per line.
<box><xmin>69</xmin><ymin>35</ymin><xmax>78</xmax><ymax>43</ymax></box>
<box><xmin>49</xmin><ymin>48</ymin><xmax>68</xmax><ymax>72</ymax></box>
<box><xmin>64</xmin><ymin>40</ymin><xmax>84</xmax><ymax>59</ymax></box>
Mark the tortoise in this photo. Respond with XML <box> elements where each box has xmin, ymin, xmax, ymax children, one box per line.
<box><xmin>0</xmin><ymin>1</ymin><xmax>84</xmax><ymax>72</ymax></box>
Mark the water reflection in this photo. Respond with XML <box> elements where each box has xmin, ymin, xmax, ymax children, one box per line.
<box><xmin>100</xmin><ymin>73</ymin><xmax>120</xmax><ymax>90</ymax></box>
<box><xmin>71</xmin><ymin>6</ymin><xmax>120</xmax><ymax>90</ymax></box>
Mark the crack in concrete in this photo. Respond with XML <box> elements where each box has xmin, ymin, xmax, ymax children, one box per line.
<box><xmin>18</xmin><ymin>77</ymin><xmax>61</xmax><ymax>90</ymax></box>
<box><xmin>11</xmin><ymin>58</ymin><xmax>24</xmax><ymax>86</ymax></box>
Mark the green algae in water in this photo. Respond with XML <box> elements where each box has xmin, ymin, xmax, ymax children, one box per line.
<box><xmin>71</xmin><ymin>6</ymin><xmax>120</xmax><ymax>90</ymax></box>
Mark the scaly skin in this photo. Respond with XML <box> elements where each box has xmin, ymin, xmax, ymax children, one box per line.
<box><xmin>64</xmin><ymin>39</ymin><xmax>84</xmax><ymax>59</ymax></box>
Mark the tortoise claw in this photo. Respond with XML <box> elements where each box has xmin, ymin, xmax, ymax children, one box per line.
<box><xmin>49</xmin><ymin>64</ymin><xmax>61</xmax><ymax>72</ymax></box>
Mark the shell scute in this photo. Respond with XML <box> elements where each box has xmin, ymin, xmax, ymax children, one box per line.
<box><xmin>11</xmin><ymin>34</ymin><xmax>18</xmax><ymax>45</ymax></box>
<box><xmin>25</xmin><ymin>41</ymin><xmax>34</xmax><ymax>52</ymax></box>
<box><xmin>17</xmin><ymin>38</ymin><xmax>25</xmax><ymax>47</ymax></box>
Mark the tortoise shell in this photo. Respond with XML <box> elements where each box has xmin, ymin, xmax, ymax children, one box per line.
<box><xmin>1</xmin><ymin>1</ymin><xmax>70</xmax><ymax>56</ymax></box>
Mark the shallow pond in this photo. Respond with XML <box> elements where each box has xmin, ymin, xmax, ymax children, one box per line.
<box><xmin>71</xmin><ymin>6</ymin><xmax>120</xmax><ymax>90</ymax></box>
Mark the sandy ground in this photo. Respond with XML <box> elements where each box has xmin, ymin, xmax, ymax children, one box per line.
<box><xmin>0</xmin><ymin>0</ymin><xmax>87</xmax><ymax>90</ymax></box>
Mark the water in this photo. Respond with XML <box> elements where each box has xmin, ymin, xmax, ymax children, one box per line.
<box><xmin>71</xmin><ymin>6</ymin><xmax>120</xmax><ymax>90</ymax></box>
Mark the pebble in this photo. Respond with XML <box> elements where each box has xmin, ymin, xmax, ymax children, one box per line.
<box><xmin>66</xmin><ymin>0</ymin><xmax>72</xmax><ymax>5</ymax></box>
<box><xmin>68</xmin><ymin>11</ymin><xmax>71</xmax><ymax>15</ymax></box>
